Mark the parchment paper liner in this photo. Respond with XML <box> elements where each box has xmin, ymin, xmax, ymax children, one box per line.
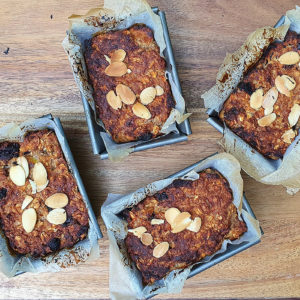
<box><xmin>202</xmin><ymin>7</ymin><xmax>300</xmax><ymax>194</ymax></box>
<box><xmin>62</xmin><ymin>0</ymin><xmax>189</xmax><ymax>161</ymax></box>
<box><xmin>101</xmin><ymin>153</ymin><xmax>261</xmax><ymax>299</ymax></box>
<box><xmin>0</xmin><ymin>117</ymin><xmax>100</xmax><ymax>277</ymax></box>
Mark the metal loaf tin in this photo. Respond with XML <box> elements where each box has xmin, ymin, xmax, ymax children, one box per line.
<box><xmin>81</xmin><ymin>7</ymin><xmax>192</xmax><ymax>160</ymax></box>
<box><xmin>13</xmin><ymin>114</ymin><xmax>102</xmax><ymax>276</ymax></box>
<box><xmin>149</xmin><ymin>156</ymin><xmax>263</xmax><ymax>298</ymax></box>
<box><xmin>206</xmin><ymin>16</ymin><xmax>286</xmax><ymax>166</ymax></box>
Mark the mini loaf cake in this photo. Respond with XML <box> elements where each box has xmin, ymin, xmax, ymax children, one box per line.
<box><xmin>124</xmin><ymin>168</ymin><xmax>247</xmax><ymax>285</ymax></box>
<box><xmin>84</xmin><ymin>24</ymin><xmax>175</xmax><ymax>143</ymax></box>
<box><xmin>0</xmin><ymin>130</ymin><xmax>89</xmax><ymax>257</ymax></box>
<box><xmin>220</xmin><ymin>31</ymin><xmax>300</xmax><ymax>160</ymax></box>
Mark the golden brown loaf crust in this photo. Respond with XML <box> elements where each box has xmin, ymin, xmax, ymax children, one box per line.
<box><xmin>0</xmin><ymin>130</ymin><xmax>89</xmax><ymax>257</ymax></box>
<box><xmin>84</xmin><ymin>24</ymin><xmax>175</xmax><ymax>143</ymax></box>
<box><xmin>124</xmin><ymin>169</ymin><xmax>247</xmax><ymax>285</ymax></box>
<box><xmin>220</xmin><ymin>31</ymin><xmax>300</xmax><ymax>160</ymax></box>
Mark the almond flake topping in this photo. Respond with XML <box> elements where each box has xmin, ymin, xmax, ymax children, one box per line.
<box><xmin>257</xmin><ymin>113</ymin><xmax>276</xmax><ymax>127</ymax></box>
<box><xmin>155</xmin><ymin>85</ymin><xmax>164</xmax><ymax>96</ymax></box>
<box><xmin>116</xmin><ymin>84</ymin><xmax>136</xmax><ymax>105</ymax></box>
<box><xmin>21</xmin><ymin>196</ymin><xmax>33</xmax><ymax>210</ymax></box>
<box><xmin>36</xmin><ymin>180</ymin><xmax>49</xmax><ymax>192</ymax></box>
<box><xmin>275</xmin><ymin>75</ymin><xmax>296</xmax><ymax>97</ymax></box>
<box><xmin>47</xmin><ymin>208</ymin><xmax>67</xmax><ymax>225</ymax></box>
<box><xmin>282</xmin><ymin>129</ymin><xmax>296</xmax><ymax>144</ymax></box>
<box><xmin>45</xmin><ymin>193</ymin><xmax>68</xmax><ymax>209</ymax></box>
<box><xmin>110</xmin><ymin>49</ymin><xmax>126</xmax><ymax>62</ymax></box>
<box><xmin>105</xmin><ymin>62</ymin><xmax>128</xmax><ymax>77</ymax></box>
<box><xmin>106</xmin><ymin>90</ymin><xmax>122</xmax><ymax>110</ymax></box>
<box><xmin>153</xmin><ymin>242</ymin><xmax>169</xmax><ymax>258</ymax></box>
<box><xmin>22</xmin><ymin>208</ymin><xmax>37</xmax><ymax>233</ymax></box>
<box><xmin>262</xmin><ymin>87</ymin><xmax>278</xmax><ymax>115</ymax></box>
<box><xmin>250</xmin><ymin>88</ymin><xmax>264</xmax><ymax>110</ymax></box>
<box><xmin>288</xmin><ymin>103</ymin><xmax>300</xmax><ymax>127</ymax></box>
<box><xmin>186</xmin><ymin>217</ymin><xmax>202</xmax><ymax>233</ymax></box>
<box><xmin>278</xmin><ymin>51</ymin><xmax>300</xmax><ymax>65</ymax></box>
<box><xmin>29</xmin><ymin>179</ymin><xmax>37</xmax><ymax>194</ymax></box>
<box><xmin>151</xmin><ymin>219</ymin><xmax>164</xmax><ymax>225</ymax></box>
<box><xmin>171</xmin><ymin>212</ymin><xmax>192</xmax><ymax>233</ymax></box>
<box><xmin>132</xmin><ymin>102</ymin><xmax>151</xmax><ymax>119</ymax></box>
<box><xmin>140</xmin><ymin>87</ymin><xmax>156</xmax><ymax>105</ymax></box>
<box><xmin>9</xmin><ymin>165</ymin><xmax>26</xmax><ymax>186</ymax></box>
<box><xmin>128</xmin><ymin>226</ymin><xmax>147</xmax><ymax>238</ymax></box>
<box><xmin>141</xmin><ymin>233</ymin><xmax>153</xmax><ymax>246</ymax></box>
<box><xmin>32</xmin><ymin>162</ymin><xmax>48</xmax><ymax>186</ymax></box>
<box><xmin>17</xmin><ymin>156</ymin><xmax>29</xmax><ymax>178</ymax></box>
<box><xmin>104</xmin><ymin>54</ymin><xmax>111</xmax><ymax>64</ymax></box>
<box><xmin>165</xmin><ymin>207</ymin><xmax>180</xmax><ymax>226</ymax></box>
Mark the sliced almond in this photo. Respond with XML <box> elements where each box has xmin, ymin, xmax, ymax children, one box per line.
<box><xmin>151</xmin><ymin>219</ymin><xmax>164</xmax><ymax>225</ymax></box>
<box><xmin>155</xmin><ymin>85</ymin><xmax>164</xmax><ymax>96</ymax></box>
<box><xmin>28</xmin><ymin>179</ymin><xmax>36</xmax><ymax>194</ymax></box>
<box><xmin>140</xmin><ymin>87</ymin><xmax>156</xmax><ymax>105</ymax></box>
<box><xmin>110</xmin><ymin>49</ymin><xmax>126</xmax><ymax>62</ymax></box>
<box><xmin>128</xmin><ymin>226</ymin><xmax>147</xmax><ymax>238</ymax></box>
<box><xmin>9</xmin><ymin>165</ymin><xmax>26</xmax><ymax>186</ymax></box>
<box><xmin>282</xmin><ymin>75</ymin><xmax>296</xmax><ymax>91</ymax></box>
<box><xmin>278</xmin><ymin>51</ymin><xmax>300</xmax><ymax>65</ymax></box>
<box><xmin>21</xmin><ymin>196</ymin><xmax>33</xmax><ymax>210</ymax></box>
<box><xmin>17</xmin><ymin>156</ymin><xmax>29</xmax><ymax>178</ymax></box>
<box><xmin>104</xmin><ymin>54</ymin><xmax>111</xmax><ymax>64</ymax></box>
<box><xmin>47</xmin><ymin>208</ymin><xmax>67</xmax><ymax>225</ymax></box>
<box><xmin>171</xmin><ymin>212</ymin><xmax>192</xmax><ymax>233</ymax></box>
<box><xmin>36</xmin><ymin>180</ymin><xmax>49</xmax><ymax>192</ymax></box>
<box><xmin>132</xmin><ymin>102</ymin><xmax>151</xmax><ymax>119</ymax></box>
<box><xmin>116</xmin><ymin>84</ymin><xmax>136</xmax><ymax>105</ymax></box>
<box><xmin>282</xmin><ymin>129</ymin><xmax>296</xmax><ymax>144</ymax></box>
<box><xmin>250</xmin><ymin>88</ymin><xmax>264</xmax><ymax>110</ymax></box>
<box><xmin>262</xmin><ymin>87</ymin><xmax>278</xmax><ymax>115</ymax></box>
<box><xmin>104</xmin><ymin>61</ymin><xmax>127</xmax><ymax>77</ymax></box>
<box><xmin>288</xmin><ymin>103</ymin><xmax>300</xmax><ymax>127</ymax></box>
<box><xmin>32</xmin><ymin>162</ymin><xmax>48</xmax><ymax>186</ymax></box>
<box><xmin>186</xmin><ymin>217</ymin><xmax>202</xmax><ymax>233</ymax></box>
<box><xmin>257</xmin><ymin>113</ymin><xmax>276</xmax><ymax>127</ymax></box>
<box><xmin>22</xmin><ymin>208</ymin><xmax>37</xmax><ymax>233</ymax></box>
<box><xmin>165</xmin><ymin>207</ymin><xmax>180</xmax><ymax>226</ymax></box>
<box><xmin>153</xmin><ymin>242</ymin><xmax>169</xmax><ymax>258</ymax></box>
<box><xmin>45</xmin><ymin>193</ymin><xmax>68</xmax><ymax>209</ymax></box>
<box><xmin>106</xmin><ymin>90</ymin><xmax>122</xmax><ymax>110</ymax></box>
<box><xmin>275</xmin><ymin>76</ymin><xmax>290</xmax><ymax>97</ymax></box>
<box><xmin>29</xmin><ymin>179</ymin><xmax>37</xmax><ymax>194</ymax></box>
<box><xmin>141</xmin><ymin>233</ymin><xmax>153</xmax><ymax>246</ymax></box>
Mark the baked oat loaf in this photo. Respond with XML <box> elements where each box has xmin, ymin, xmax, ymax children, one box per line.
<box><xmin>0</xmin><ymin>130</ymin><xmax>89</xmax><ymax>257</ymax></box>
<box><xmin>124</xmin><ymin>168</ymin><xmax>247</xmax><ymax>285</ymax></box>
<box><xmin>220</xmin><ymin>31</ymin><xmax>300</xmax><ymax>160</ymax></box>
<box><xmin>84</xmin><ymin>24</ymin><xmax>175</xmax><ymax>143</ymax></box>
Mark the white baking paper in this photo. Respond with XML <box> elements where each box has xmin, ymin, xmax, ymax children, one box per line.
<box><xmin>62</xmin><ymin>0</ymin><xmax>189</xmax><ymax>161</ymax></box>
<box><xmin>202</xmin><ymin>7</ymin><xmax>300</xmax><ymax>194</ymax></box>
<box><xmin>0</xmin><ymin>117</ymin><xmax>100</xmax><ymax>277</ymax></box>
<box><xmin>101</xmin><ymin>153</ymin><xmax>261</xmax><ymax>299</ymax></box>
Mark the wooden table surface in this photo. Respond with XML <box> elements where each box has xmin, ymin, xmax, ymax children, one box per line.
<box><xmin>1</xmin><ymin>0</ymin><xmax>300</xmax><ymax>299</ymax></box>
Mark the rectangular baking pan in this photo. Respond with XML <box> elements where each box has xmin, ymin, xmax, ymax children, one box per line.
<box><xmin>81</xmin><ymin>7</ymin><xmax>192</xmax><ymax>160</ymax></box>
<box><xmin>149</xmin><ymin>155</ymin><xmax>263</xmax><ymax>298</ymax></box>
<box><xmin>14</xmin><ymin>114</ymin><xmax>102</xmax><ymax>276</ymax></box>
<box><xmin>206</xmin><ymin>16</ymin><xmax>286</xmax><ymax>169</ymax></box>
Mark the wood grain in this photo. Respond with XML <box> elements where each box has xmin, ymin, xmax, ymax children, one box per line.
<box><xmin>0</xmin><ymin>0</ymin><xmax>300</xmax><ymax>298</ymax></box>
